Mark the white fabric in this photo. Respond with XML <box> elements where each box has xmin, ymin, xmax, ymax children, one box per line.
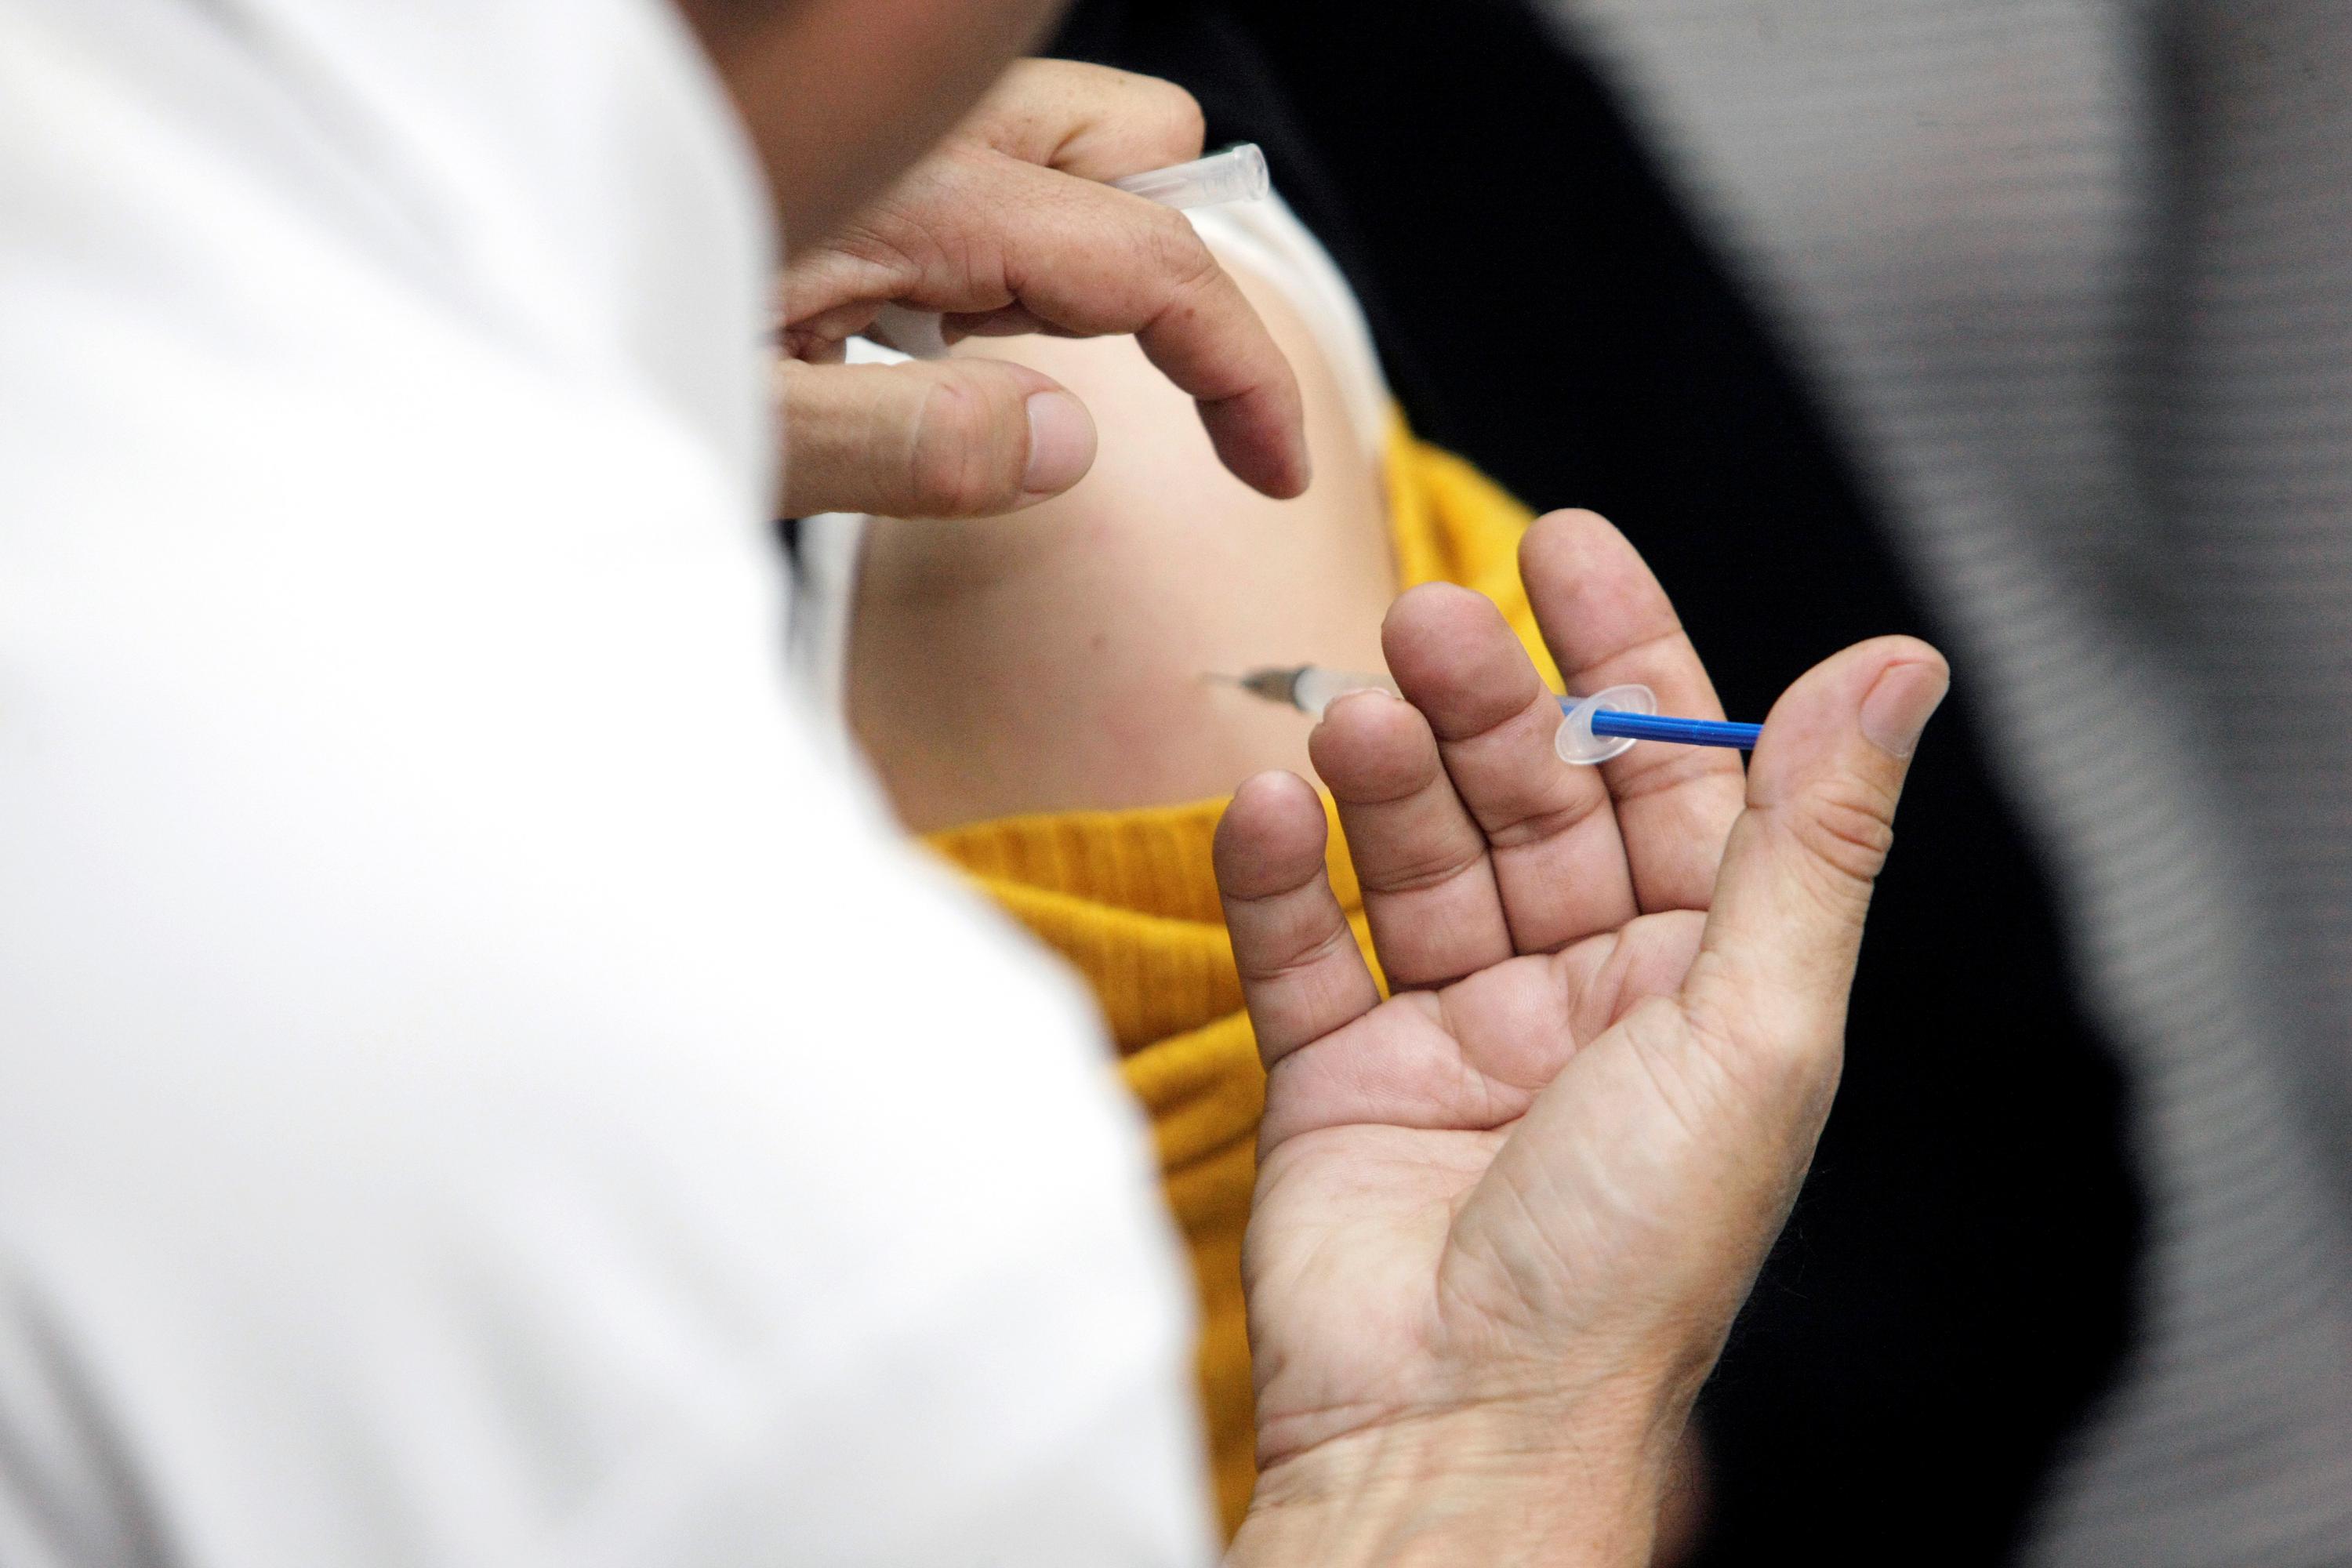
<box><xmin>0</xmin><ymin>1</ymin><xmax>1213</xmax><ymax>1564</ymax></box>
<box><xmin>791</xmin><ymin>190</ymin><xmax>1391</xmax><ymax>718</ymax></box>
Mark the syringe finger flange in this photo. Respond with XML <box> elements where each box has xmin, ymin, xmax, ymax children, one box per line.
<box><xmin>1555</xmin><ymin>684</ymin><xmax>1657</xmax><ymax>765</ymax></box>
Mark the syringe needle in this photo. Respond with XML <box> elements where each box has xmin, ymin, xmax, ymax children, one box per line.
<box><xmin>1204</xmin><ymin>669</ymin><xmax>1301</xmax><ymax>703</ymax></box>
<box><xmin>1218</xmin><ymin>666</ymin><xmax>1398</xmax><ymax>717</ymax></box>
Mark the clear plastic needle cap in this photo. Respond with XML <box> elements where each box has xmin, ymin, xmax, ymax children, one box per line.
<box><xmin>1112</xmin><ymin>143</ymin><xmax>1269</xmax><ymax>209</ymax></box>
<box><xmin>1555</xmin><ymin>684</ymin><xmax>1657</xmax><ymax>765</ymax></box>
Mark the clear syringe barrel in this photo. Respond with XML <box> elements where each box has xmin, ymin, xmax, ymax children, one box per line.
<box><xmin>1111</xmin><ymin>143</ymin><xmax>1269</xmax><ymax>210</ymax></box>
<box><xmin>868</xmin><ymin>143</ymin><xmax>1269</xmax><ymax>360</ymax></box>
<box><xmin>1290</xmin><ymin>665</ymin><xmax>1398</xmax><ymax>718</ymax></box>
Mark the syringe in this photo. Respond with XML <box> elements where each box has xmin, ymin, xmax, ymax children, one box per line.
<box><xmin>872</xmin><ymin>143</ymin><xmax>1270</xmax><ymax>359</ymax></box>
<box><xmin>1549</xmin><ymin>683</ymin><xmax>1760</xmax><ymax>764</ymax></box>
<box><xmin>1108</xmin><ymin>143</ymin><xmax>1270</xmax><ymax>209</ymax></box>
<box><xmin>1220</xmin><ymin>666</ymin><xmax>1762</xmax><ymax>766</ymax></box>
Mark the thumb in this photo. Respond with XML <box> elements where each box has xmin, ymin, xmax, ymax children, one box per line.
<box><xmin>776</xmin><ymin>357</ymin><xmax>1098</xmax><ymax>519</ymax></box>
<box><xmin>1681</xmin><ymin>636</ymin><xmax>1949</xmax><ymax>1082</ymax></box>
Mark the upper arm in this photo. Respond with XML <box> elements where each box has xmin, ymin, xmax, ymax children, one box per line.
<box><xmin>850</xmin><ymin>248</ymin><xmax>1400</xmax><ymax>830</ymax></box>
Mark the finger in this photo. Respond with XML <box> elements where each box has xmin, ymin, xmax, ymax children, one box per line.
<box><xmin>1214</xmin><ymin>771</ymin><xmax>1383</xmax><ymax>1067</ymax></box>
<box><xmin>1380</xmin><ymin>583</ymin><xmax>1640</xmax><ymax>952</ymax></box>
<box><xmin>941</xmin><ymin>304</ymin><xmax>1058</xmax><ymax>339</ymax></box>
<box><xmin>1522</xmin><ymin>511</ymin><xmax>1747</xmax><ymax>913</ymax></box>
<box><xmin>775</xmin><ymin>357</ymin><xmax>1097</xmax><ymax>519</ymax></box>
<box><xmin>960</xmin><ymin>60</ymin><xmax>1207</xmax><ymax>181</ymax></box>
<box><xmin>1681</xmin><ymin>637</ymin><xmax>1949</xmax><ymax>1084</ymax></box>
<box><xmin>1308</xmin><ymin>687</ymin><xmax>1514</xmax><ymax>989</ymax></box>
<box><xmin>782</xmin><ymin>147</ymin><xmax>1308</xmax><ymax>499</ymax></box>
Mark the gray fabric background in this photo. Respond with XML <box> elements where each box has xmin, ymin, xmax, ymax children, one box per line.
<box><xmin>1537</xmin><ymin>2</ymin><xmax>2352</xmax><ymax>1559</ymax></box>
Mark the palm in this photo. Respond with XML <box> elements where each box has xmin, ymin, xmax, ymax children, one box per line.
<box><xmin>1213</xmin><ymin>512</ymin><xmax>1937</xmax><ymax>1490</ymax></box>
<box><xmin>1245</xmin><ymin>914</ymin><xmax>1725</xmax><ymax>1466</ymax></box>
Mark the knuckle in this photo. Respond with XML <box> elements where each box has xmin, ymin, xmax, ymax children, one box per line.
<box><xmin>1238</xmin><ymin>912</ymin><xmax>1357</xmax><ymax>985</ymax></box>
<box><xmin>1143</xmin><ymin>81</ymin><xmax>1207</xmax><ymax>157</ymax></box>
<box><xmin>1141</xmin><ymin>205</ymin><xmax>1218</xmax><ymax>289</ymax></box>
<box><xmin>1479</xmin><ymin>789</ymin><xmax>1608</xmax><ymax>852</ymax></box>
<box><xmin>1359</xmin><ymin>839</ymin><xmax>1484</xmax><ymax>897</ymax></box>
<box><xmin>1785</xmin><ymin>775</ymin><xmax>1900</xmax><ymax>887</ymax></box>
<box><xmin>906</xmin><ymin>374</ymin><xmax>1023</xmax><ymax>517</ymax></box>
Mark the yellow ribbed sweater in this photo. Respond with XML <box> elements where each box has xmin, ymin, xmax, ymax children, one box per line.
<box><xmin>922</xmin><ymin>415</ymin><xmax>1559</xmax><ymax>1538</ymax></box>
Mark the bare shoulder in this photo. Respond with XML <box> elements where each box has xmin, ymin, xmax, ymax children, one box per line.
<box><xmin>849</xmin><ymin>262</ymin><xmax>1397</xmax><ymax>833</ymax></box>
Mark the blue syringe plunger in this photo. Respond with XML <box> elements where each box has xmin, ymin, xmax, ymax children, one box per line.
<box><xmin>1555</xmin><ymin>684</ymin><xmax>1762</xmax><ymax>764</ymax></box>
<box><xmin>1214</xmin><ymin>666</ymin><xmax>1762</xmax><ymax>762</ymax></box>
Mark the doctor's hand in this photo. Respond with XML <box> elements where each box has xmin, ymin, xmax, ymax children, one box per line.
<box><xmin>1211</xmin><ymin>510</ymin><xmax>1948</xmax><ymax>1566</ymax></box>
<box><xmin>775</xmin><ymin>59</ymin><xmax>1306</xmax><ymax>520</ymax></box>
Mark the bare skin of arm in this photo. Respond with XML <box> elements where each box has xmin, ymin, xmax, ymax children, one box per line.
<box><xmin>848</xmin><ymin>258</ymin><xmax>1396</xmax><ymax>833</ymax></box>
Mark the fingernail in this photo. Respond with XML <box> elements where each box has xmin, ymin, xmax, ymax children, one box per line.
<box><xmin>1023</xmin><ymin>390</ymin><xmax>1096</xmax><ymax>495</ymax></box>
<box><xmin>1320</xmin><ymin>687</ymin><xmax>1397</xmax><ymax>720</ymax></box>
<box><xmin>1859</xmin><ymin>662</ymin><xmax>1950</xmax><ymax>759</ymax></box>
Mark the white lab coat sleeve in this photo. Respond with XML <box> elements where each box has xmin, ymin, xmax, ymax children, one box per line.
<box><xmin>0</xmin><ymin>0</ymin><xmax>1218</xmax><ymax>1563</ymax></box>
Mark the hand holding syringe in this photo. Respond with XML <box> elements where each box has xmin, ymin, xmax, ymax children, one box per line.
<box><xmin>871</xmin><ymin>143</ymin><xmax>1270</xmax><ymax>359</ymax></box>
<box><xmin>1221</xmin><ymin>666</ymin><xmax>1764</xmax><ymax>764</ymax></box>
<box><xmin>776</xmin><ymin>122</ymin><xmax>1301</xmax><ymax>517</ymax></box>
